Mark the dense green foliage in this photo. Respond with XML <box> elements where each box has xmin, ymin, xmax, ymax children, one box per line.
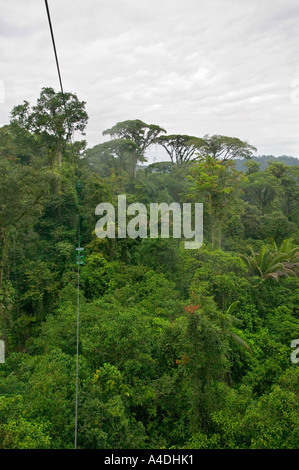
<box><xmin>0</xmin><ymin>88</ymin><xmax>298</xmax><ymax>449</ymax></box>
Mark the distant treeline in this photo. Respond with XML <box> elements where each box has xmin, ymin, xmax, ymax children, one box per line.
<box><xmin>234</xmin><ymin>155</ymin><xmax>299</xmax><ymax>172</ymax></box>
<box><xmin>140</xmin><ymin>155</ymin><xmax>299</xmax><ymax>173</ymax></box>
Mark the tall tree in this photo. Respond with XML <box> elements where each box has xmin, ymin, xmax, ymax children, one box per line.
<box><xmin>103</xmin><ymin>119</ymin><xmax>166</xmax><ymax>153</ymax></box>
<box><xmin>188</xmin><ymin>156</ymin><xmax>245</xmax><ymax>248</ymax></box>
<box><xmin>198</xmin><ymin>134</ymin><xmax>257</xmax><ymax>163</ymax></box>
<box><xmin>154</xmin><ymin>134</ymin><xmax>203</xmax><ymax>166</ymax></box>
<box><xmin>10</xmin><ymin>87</ymin><xmax>88</xmax><ymax>167</ymax></box>
<box><xmin>102</xmin><ymin>119</ymin><xmax>166</xmax><ymax>177</ymax></box>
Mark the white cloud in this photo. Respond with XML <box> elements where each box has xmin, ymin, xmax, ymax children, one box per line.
<box><xmin>0</xmin><ymin>0</ymin><xmax>298</xmax><ymax>159</ymax></box>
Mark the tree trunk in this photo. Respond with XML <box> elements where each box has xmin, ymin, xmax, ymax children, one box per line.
<box><xmin>218</xmin><ymin>219</ymin><xmax>222</xmax><ymax>249</ymax></box>
<box><xmin>57</xmin><ymin>140</ymin><xmax>62</xmax><ymax>167</ymax></box>
<box><xmin>211</xmin><ymin>224</ymin><xmax>215</xmax><ymax>249</ymax></box>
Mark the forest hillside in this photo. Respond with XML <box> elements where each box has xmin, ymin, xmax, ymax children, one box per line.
<box><xmin>0</xmin><ymin>88</ymin><xmax>298</xmax><ymax>449</ymax></box>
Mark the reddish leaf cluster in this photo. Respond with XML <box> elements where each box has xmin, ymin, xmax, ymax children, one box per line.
<box><xmin>176</xmin><ymin>354</ymin><xmax>190</xmax><ymax>365</ymax></box>
<box><xmin>184</xmin><ymin>304</ymin><xmax>200</xmax><ymax>314</ymax></box>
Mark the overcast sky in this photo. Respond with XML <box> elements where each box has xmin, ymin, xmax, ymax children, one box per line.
<box><xmin>1</xmin><ymin>0</ymin><xmax>299</xmax><ymax>161</ymax></box>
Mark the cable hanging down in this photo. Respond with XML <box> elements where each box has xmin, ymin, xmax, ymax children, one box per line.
<box><xmin>44</xmin><ymin>0</ymin><xmax>72</xmax><ymax>139</ymax></box>
<box><xmin>43</xmin><ymin>0</ymin><xmax>82</xmax><ymax>449</ymax></box>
